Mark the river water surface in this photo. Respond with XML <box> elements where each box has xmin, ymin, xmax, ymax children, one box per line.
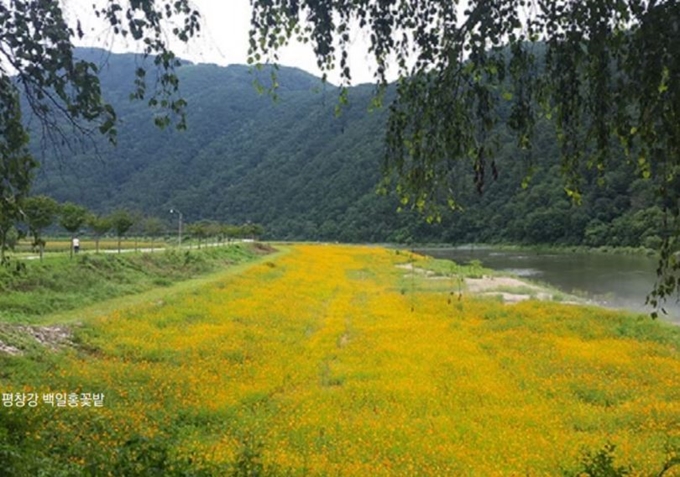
<box><xmin>416</xmin><ymin>246</ymin><xmax>680</xmax><ymax>325</ymax></box>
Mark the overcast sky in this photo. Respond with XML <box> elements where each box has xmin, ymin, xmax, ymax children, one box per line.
<box><xmin>70</xmin><ymin>0</ymin><xmax>383</xmax><ymax>85</ymax></box>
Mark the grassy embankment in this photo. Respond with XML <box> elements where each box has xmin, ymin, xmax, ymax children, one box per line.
<box><xmin>1</xmin><ymin>244</ymin><xmax>679</xmax><ymax>475</ymax></box>
<box><xmin>0</xmin><ymin>243</ymin><xmax>267</xmax><ymax>331</ymax></box>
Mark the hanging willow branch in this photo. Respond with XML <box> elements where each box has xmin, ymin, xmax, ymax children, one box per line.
<box><xmin>249</xmin><ymin>0</ymin><xmax>680</xmax><ymax>313</ymax></box>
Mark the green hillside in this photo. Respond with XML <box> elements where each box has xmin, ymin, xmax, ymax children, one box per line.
<box><xmin>30</xmin><ymin>48</ymin><xmax>661</xmax><ymax>246</ymax></box>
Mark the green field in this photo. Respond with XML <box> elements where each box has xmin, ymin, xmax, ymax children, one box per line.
<box><xmin>1</xmin><ymin>244</ymin><xmax>679</xmax><ymax>475</ymax></box>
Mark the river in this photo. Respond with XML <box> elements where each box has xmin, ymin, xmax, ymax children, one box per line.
<box><xmin>416</xmin><ymin>246</ymin><xmax>680</xmax><ymax>324</ymax></box>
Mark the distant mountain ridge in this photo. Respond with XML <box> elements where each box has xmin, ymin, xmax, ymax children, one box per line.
<box><xmin>30</xmin><ymin>48</ymin><xmax>662</xmax><ymax>247</ymax></box>
<box><xmin>31</xmin><ymin>48</ymin><xmax>412</xmax><ymax>241</ymax></box>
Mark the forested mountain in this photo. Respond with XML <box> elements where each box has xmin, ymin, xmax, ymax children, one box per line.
<box><xmin>30</xmin><ymin>48</ymin><xmax>663</xmax><ymax>246</ymax></box>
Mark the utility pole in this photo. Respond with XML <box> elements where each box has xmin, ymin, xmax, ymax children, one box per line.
<box><xmin>170</xmin><ymin>209</ymin><xmax>183</xmax><ymax>248</ymax></box>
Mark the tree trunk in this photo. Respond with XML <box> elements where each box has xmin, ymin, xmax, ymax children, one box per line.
<box><xmin>0</xmin><ymin>230</ymin><xmax>5</xmax><ymax>263</ymax></box>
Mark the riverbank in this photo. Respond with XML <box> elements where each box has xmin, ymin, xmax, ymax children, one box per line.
<box><xmin>396</xmin><ymin>250</ymin><xmax>585</xmax><ymax>306</ymax></box>
<box><xmin>414</xmin><ymin>244</ymin><xmax>680</xmax><ymax>324</ymax></box>
<box><xmin>1</xmin><ymin>244</ymin><xmax>678</xmax><ymax>475</ymax></box>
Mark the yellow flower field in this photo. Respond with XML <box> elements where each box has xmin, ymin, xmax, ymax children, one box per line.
<box><xmin>2</xmin><ymin>244</ymin><xmax>679</xmax><ymax>475</ymax></box>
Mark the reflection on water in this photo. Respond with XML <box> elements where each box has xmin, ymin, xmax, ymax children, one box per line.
<box><xmin>416</xmin><ymin>246</ymin><xmax>680</xmax><ymax>324</ymax></box>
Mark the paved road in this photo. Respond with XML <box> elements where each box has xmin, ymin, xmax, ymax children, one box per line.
<box><xmin>20</xmin><ymin>241</ymin><xmax>246</xmax><ymax>260</ymax></box>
